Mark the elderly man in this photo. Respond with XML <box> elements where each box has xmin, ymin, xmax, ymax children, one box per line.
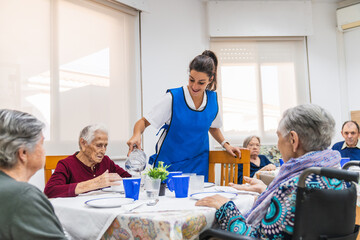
<box><xmin>0</xmin><ymin>109</ymin><xmax>66</xmax><ymax>239</ymax></box>
<box><xmin>332</xmin><ymin>120</ymin><xmax>360</xmax><ymax>160</ymax></box>
<box><xmin>44</xmin><ymin>124</ymin><xmax>131</xmax><ymax>198</ymax></box>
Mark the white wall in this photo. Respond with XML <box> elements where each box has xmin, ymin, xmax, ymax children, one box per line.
<box><xmin>307</xmin><ymin>1</ymin><xmax>345</xmax><ymax>143</ymax></box>
<box><xmin>140</xmin><ymin>0</ymin><xmax>209</xmax><ymax>157</ymax></box>
<box><xmin>207</xmin><ymin>0</ymin><xmax>313</xmax><ymax>36</ymax></box>
<box><xmin>343</xmin><ymin>28</ymin><xmax>360</xmax><ymax>111</ymax></box>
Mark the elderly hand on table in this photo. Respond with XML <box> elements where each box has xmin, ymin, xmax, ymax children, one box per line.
<box><xmin>228</xmin><ymin>176</ymin><xmax>267</xmax><ymax>194</ymax></box>
<box><xmin>75</xmin><ymin>170</ymin><xmax>122</xmax><ymax>195</ymax></box>
<box><xmin>195</xmin><ymin>194</ymin><xmax>230</xmax><ymax>209</ymax></box>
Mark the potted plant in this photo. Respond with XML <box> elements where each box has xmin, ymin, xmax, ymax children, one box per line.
<box><xmin>145</xmin><ymin>161</ymin><xmax>169</xmax><ymax>196</ymax></box>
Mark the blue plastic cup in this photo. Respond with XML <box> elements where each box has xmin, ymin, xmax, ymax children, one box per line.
<box><xmin>167</xmin><ymin>171</ymin><xmax>182</xmax><ymax>191</ymax></box>
<box><xmin>172</xmin><ymin>175</ymin><xmax>190</xmax><ymax>198</ymax></box>
<box><xmin>340</xmin><ymin>157</ymin><xmax>351</xmax><ymax>167</ymax></box>
<box><xmin>279</xmin><ymin>158</ymin><xmax>284</xmax><ymax>166</ymax></box>
<box><xmin>123</xmin><ymin>177</ymin><xmax>141</xmax><ymax>200</ymax></box>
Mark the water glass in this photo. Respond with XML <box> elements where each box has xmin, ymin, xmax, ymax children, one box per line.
<box><xmin>123</xmin><ymin>177</ymin><xmax>141</xmax><ymax>200</ymax></box>
<box><xmin>172</xmin><ymin>175</ymin><xmax>190</xmax><ymax>198</ymax></box>
<box><xmin>189</xmin><ymin>175</ymin><xmax>204</xmax><ymax>194</ymax></box>
<box><xmin>145</xmin><ymin>178</ymin><xmax>161</xmax><ymax>199</ymax></box>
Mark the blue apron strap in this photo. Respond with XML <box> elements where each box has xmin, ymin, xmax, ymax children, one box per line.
<box><xmin>148</xmin><ymin>124</ymin><xmax>169</xmax><ymax>166</ymax></box>
<box><xmin>156</xmin><ymin>124</ymin><xmax>169</xmax><ymax>136</ymax></box>
<box><xmin>148</xmin><ymin>153</ymin><xmax>157</xmax><ymax>165</ymax></box>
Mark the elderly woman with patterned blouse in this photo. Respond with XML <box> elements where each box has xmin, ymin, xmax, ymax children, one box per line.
<box><xmin>196</xmin><ymin>104</ymin><xmax>345</xmax><ymax>239</ymax></box>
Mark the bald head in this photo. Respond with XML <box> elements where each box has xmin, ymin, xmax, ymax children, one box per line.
<box><xmin>342</xmin><ymin>121</ymin><xmax>360</xmax><ymax>147</ymax></box>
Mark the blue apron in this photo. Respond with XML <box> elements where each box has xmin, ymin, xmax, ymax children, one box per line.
<box><xmin>149</xmin><ymin>87</ymin><xmax>218</xmax><ymax>181</ymax></box>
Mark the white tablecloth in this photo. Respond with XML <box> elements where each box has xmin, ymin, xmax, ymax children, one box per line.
<box><xmin>50</xmin><ymin>186</ymin><xmax>255</xmax><ymax>240</ymax></box>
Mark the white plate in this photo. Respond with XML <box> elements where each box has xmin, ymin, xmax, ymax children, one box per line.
<box><xmin>190</xmin><ymin>191</ymin><xmax>238</xmax><ymax>200</ymax></box>
<box><xmin>101</xmin><ymin>187</ymin><xmax>124</xmax><ymax>194</ymax></box>
<box><xmin>204</xmin><ymin>182</ymin><xmax>215</xmax><ymax>188</ymax></box>
<box><xmin>85</xmin><ymin>197</ymin><xmax>133</xmax><ymax>208</ymax></box>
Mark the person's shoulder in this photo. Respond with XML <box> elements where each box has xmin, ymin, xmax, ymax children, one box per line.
<box><xmin>58</xmin><ymin>153</ymin><xmax>78</xmax><ymax>165</ymax></box>
<box><xmin>206</xmin><ymin>89</ymin><xmax>217</xmax><ymax>97</ymax></box>
<box><xmin>6</xmin><ymin>181</ymin><xmax>45</xmax><ymax>203</ymax></box>
<box><xmin>1</xmin><ymin>177</ymin><xmax>29</xmax><ymax>195</ymax></box>
<box><xmin>167</xmin><ymin>86</ymin><xmax>183</xmax><ymax>93</ymax></box>
<box><xmin>102</xmin><ymin>155</ymin><xmax>115</xmax><ymax>165</ymax></box>
<box><xmin>259</xmin><ymin>155</ymin><xmax>270</xmax><ymax>162</ymax></box>
<box><xmin>332</xmin><ymin>141</ymin><xmax>344</xmax><ymax>150</ymax></box>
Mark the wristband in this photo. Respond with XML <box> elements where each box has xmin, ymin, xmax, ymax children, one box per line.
<box><xmin>221</xmin><ymin>140</ymin><xmax>230</xmax><ymax>148</ymax></box>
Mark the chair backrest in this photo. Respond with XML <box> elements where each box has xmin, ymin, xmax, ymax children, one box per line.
<box><xmin>44</xmin><ymin>155</ymin><xmax>68</xmax><ymax>184</ymax></box>
<box><xmin>293</xmin><ymin>167</ymin><xmax>359</xmax><ymax>240</ymax></box>
<box><xmin>208</xmin><ymin>149</ymin><xmax>250</xmax><ymax>186</ymax></box>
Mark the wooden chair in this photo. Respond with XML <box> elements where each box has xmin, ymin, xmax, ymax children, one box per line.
<box><xmin>208</xmin><ymin>149</ymin><xmax>250</xmax><ymax>186</ymax></box>
<box><xmin>44</xmin><ymin>155</ymin><xmax>68</xmax><ymax>184</ymax></box>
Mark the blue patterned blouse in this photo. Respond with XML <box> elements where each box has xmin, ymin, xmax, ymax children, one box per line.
<box><xmin>215</xmin><ymin>174</ymin><xmax>347</xmax><ymax>239</ymax></box>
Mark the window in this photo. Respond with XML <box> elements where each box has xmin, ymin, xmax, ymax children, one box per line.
<box><xmin>211</xmin><ymin>38</ymin><xmax>309</xmax><ymax>145</ymax></box>
<box><xmin>0</xmin><ymin>0</ymin><xmax>140</xmax><ymax>157</ymax></box>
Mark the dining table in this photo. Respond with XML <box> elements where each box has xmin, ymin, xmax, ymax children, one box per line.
<box><xmin>50</xmin><ymin>184</ymin><xmax>257</xmax><ymax>240</ymax></box>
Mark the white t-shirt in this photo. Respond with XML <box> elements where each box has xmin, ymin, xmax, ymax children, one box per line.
<box><xmin>144</xmin><ymin>86</ymin><xmax>222</xmax><ymax>130</ymax></box>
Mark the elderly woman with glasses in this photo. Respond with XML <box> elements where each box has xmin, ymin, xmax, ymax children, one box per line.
<box><xmin>196</xmin><ymin>104</ymin><xmax>345</xmax><ymax>239</ymax></box>
<box><xmin>0</xmin><ymin>109</ymin><xmax>66</xmax><ymax>239</ymax></box>
<box><xmin>237</xmin><ymin>135</ymin><xmax>276</xmax><ymax>184</ymax></box>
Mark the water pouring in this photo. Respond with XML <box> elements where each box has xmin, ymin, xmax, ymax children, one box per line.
<box><xmin>125</xmin><ymin>145</ymin><xmax>146</xmax><ymax>176</ymax></box>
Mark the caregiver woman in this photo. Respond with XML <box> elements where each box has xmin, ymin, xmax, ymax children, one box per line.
<box><xmin>127</xmin><ymin>50</ymin><xmax>241</xmax><ymax>180</ymax></box>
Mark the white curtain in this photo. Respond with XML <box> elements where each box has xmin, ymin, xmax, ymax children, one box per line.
<box><xmin>211</xmin><ymin>38</ymin><xmax>309</xmax><ymax>145</ymax></box>
<box><xmin>0</xmin><ymin>0</ymin><xmax>140</xmax><ymax>157</ymax></box>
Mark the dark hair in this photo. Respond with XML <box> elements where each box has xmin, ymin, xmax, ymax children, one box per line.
<box><xmin>189</xmin><ymin>50</ymin><xmax>218</xmax><ymax>91</ymax></box>
<box><xmin>342</xmin><ymin>120</ymin><xmax>360</xmax><ymax>132</ymax></box>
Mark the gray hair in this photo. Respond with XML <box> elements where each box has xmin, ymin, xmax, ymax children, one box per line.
<box><xmin>78</xmin><ymin>124</ymin><xmax>108</xmax><ymax>149</ymax></box>
<box><xmin>243</xmin><ymin>135</ymin><xmax>261</xmax><ymax>148</ymax></box>
<box><xmin>0</xmin><ymin>109</ymin><xmax>45</xmax><ymax>169</ymax></box>
<box><xmin>277</xmin><ymin>104</ymin><xmax>335</xmax><ymax>152</ymax></box>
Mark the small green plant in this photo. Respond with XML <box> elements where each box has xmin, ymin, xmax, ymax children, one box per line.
<box><xmin>145</xmin><ymin>161</ymin><xmax>170</xmax><ymax>182</ymax></box>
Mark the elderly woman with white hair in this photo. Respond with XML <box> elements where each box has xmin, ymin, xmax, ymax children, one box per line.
<box><xmin>44</xmin><ymin>124</ymin><xmax>131</xmax><ymax>198</ymax></box>
<box><xmin>0</xmin><ymin>109</ymin><xmax>67</xmax><ymax>239</ymax></box>
<box><xmin>196</xmin><ymin>104</ymin><xmax>345</xmax><ymax>239</ymax></box>
<box><xmin>237</xmin><ymin>135</ymin><xmax>276</xmax><ymax>184</ymax></box>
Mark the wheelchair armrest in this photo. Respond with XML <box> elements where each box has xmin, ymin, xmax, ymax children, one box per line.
<box><xmin>343</xmin><ymin>161</ymin><xmax>360</xmax><ymax>170</ymax></box>
<box><xmin>298</xmin><ymin>167</ymin><xmax>359</xmax><ymax>187</ymax></box>
<box><xmin>200</xmin><ymin>228</ymin><xmax>259</xmax><ymax>240</ymax></box>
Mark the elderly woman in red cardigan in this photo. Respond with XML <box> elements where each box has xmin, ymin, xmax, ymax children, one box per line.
<box><xmin>44</xmin><ymin>124</ymin><xmax>131</xmax><ymax>198</ymax></box>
